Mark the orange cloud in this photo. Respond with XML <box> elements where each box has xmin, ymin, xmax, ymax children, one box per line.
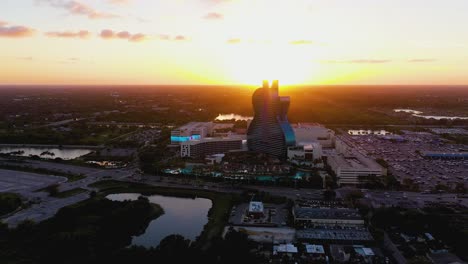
<box><xmin>129</xmin><ymin>33</ymin><xmax>146</xmax><ymax>42</ymax></box>
<box><xmin>174</xmin><ymin>35</ymin><xmax>187</xmax><ymax>41</ymax></box>
<box><xmin>45</xmin><ymin>30</ymin><xmax>90</xmax><ymax>39</ymax></box>
<box><xmin>100</xmin><ymin>29</ymin><xmax>115</xmax><ymax>39</ymax></box>
<box><xmin>99</xmin><ymin>29</ymin><xmax>146</xmax><ymax>42</ymax></box>
<box><xmin>0</xmin><ymin>22</ymin><xmax>35</xmax><ymax>38</ymax></box>
<box><xmin>117</xmin><ymin>31</ymin><xmax>131</xmax><ymax>39</ymax></box>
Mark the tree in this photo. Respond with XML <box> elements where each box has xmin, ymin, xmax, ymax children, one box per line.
<box><xmin>44</xmin><ymin>184</ymin><xmax>59</xmax><ymax>196</ymax></box>
<box><xmin>454</xmin><ymin>183</ymin><xmax>466</xmax><ymax>194</ymax></box>
<box><xmin>323</xmin><ymin>189</ymin><xmax>336</xmax><ymax>201</ymax></box>
<box><xmin>408</xmin><ymin>256</ymin><xmax>431</xmax><ymax>264</ymax></box>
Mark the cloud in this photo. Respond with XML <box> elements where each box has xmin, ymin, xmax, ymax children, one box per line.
<box><xmin>227</xmin><ymin>38</ymin><xmax>241</xmax><ymax>44</ymax></box>
<box><xmin>174</xmin><ymin>35</ymin><xmax>187</xmax><ymax>41</ymax></box>
<box><xmin>130</xmin><ymin>33</ymin><xmax>146</xmax><ymax>42</ymax></box>
<box><xmin>100</xmin><ymin>29</ymin><xmax>115</xmax><ymax>39</ymax></box>
<box><xmin>158</xmin><ymin>34</ymin><xmax>189</xmax><ymax>41</ymax></box>
<box><xmin>203</xmin><ymin>12</ymin><xmax>223</xmax><ymax>20</ymax></box>
<box><xmin>117</xmin><ymin>31</ymin><xmax>131</xmax><ymax>39</ymax></box>
<box><xmin>289</xmin><ymin>40</ymin><xmax>314</xmax><ymax>45</ymax></box>
<box><xmin>38</xmin><ymin>0</ymin><xmax>119</xmax><ymax>19</ymax></box>
<box><xmin>0</xmin><ymin>22</ymin><xmax>35</xmax><ymax>38</ymax></box>
<box><xmin>408</xmin><ymin>58</ymin><xmax>436</xmax><ymax>63</ymax></box>
<box><xmin>321</xmin><ymin>59</ymin><xmax>391</xmax><ymax>64</ymax></box>
<box><xmin>99</xmin><ymin>29</ymin><xmax>147</xmax><ymax>42</ymax></box>
<box><xmin>45</xmin><ymin>30</ymin><xmax>90</xmax><ymax>39</ymax></box>
<box><xmin>158</xmin><ymin>34</ymin><xmax>170</xmax><ymax>40</ymax></box>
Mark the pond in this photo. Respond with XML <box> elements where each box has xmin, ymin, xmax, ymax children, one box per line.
<box><xmin>215</xmin><ymin>113</ymin><xmax>252</xmax><ymax>121</ymax></box>
<box><xmin>394</xmin><ymin>109</ymin><xmax>468</xmax><ymax>120</ymax></box>
<box><xmin>0</xmin><ymin>147</ymin><xmax>93</xmax><ymax>160</ymax></box>
<box><xmin>106</xmin><ymin>193</ymin><xmax>212</xmax><ymax>248</ymax></box>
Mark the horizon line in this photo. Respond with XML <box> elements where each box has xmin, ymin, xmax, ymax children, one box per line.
<box><xmin>1</xmin><ymin>84</ymin><xmax>468</xmax><ymax>87</ymax></box>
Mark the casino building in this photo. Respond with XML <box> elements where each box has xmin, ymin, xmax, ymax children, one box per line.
<box><xmin>247</xmin><ymin>80</ymin><xmax>296</xmax><ymax>158</ymax></box>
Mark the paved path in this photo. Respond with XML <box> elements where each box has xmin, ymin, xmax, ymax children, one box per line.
<box><xmin>4</xmin><ymin>193</ymin><xmax>89</xmax><ymax>227</ymax></box>
<box><xmin>1</xmin><ymin>159</ymin><xmax>137</xmax><ymax>227</ymax></box>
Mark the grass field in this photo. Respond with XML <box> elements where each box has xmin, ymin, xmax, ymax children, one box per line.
<box><xmin>53</xmin><ymin>188</ymin><xmax>87</xmax><ymax>198</ymax></box>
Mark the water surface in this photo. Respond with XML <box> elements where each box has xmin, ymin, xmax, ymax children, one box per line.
<box><xmin>106</xmin><ymin>193</ymin><xmax>212</xmax><ymax>248</ymax></box>
<box><xmin>394</xmin><ymin>109</ymin><xmax>468</xmax><ymax>120</ymax></box>
<box><xmin>215</xmin><ymin>113</ymin><xmax>252</xmax><ymax>121</ymax></box>
<box><xmin>0</xmin><ymin>147</ymin><xmax>92</xmax><ymax>160</ymax></box>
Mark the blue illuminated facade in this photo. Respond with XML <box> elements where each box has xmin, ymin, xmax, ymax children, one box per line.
<box><xmin>247</xmin><ymin>80</ymin><xmax>296</xmax><ymax>158</ymax></box>
<box><xmin>170</xmin><ymin>134</ymin><xmax>201</xmax><ymax>143</ymax></box>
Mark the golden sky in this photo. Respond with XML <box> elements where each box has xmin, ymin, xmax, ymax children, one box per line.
<box><xmin>1</xmin><ymin>0</ymin><xmax>468</xmax><ymax>85</ymax></box>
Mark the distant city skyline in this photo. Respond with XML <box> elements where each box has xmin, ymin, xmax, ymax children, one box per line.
<box><xmin>1</xmin><ymin>0</ymin><xmax>468</xmax><ymax>85</ymax></box>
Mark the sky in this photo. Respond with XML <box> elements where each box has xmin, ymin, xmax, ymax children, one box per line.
<box><xmin>1</xmin><ymin>0</ymin><xmax>468</xmax><ymax>85</ymax></box>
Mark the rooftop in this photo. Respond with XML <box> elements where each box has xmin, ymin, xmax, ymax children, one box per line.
<box><xmin>181</xmin><ymin>135</ymin><xmax>245</xmax><ymax>145</ymax></box>
<box><xmin>175</xmin><ymin>122</ymin><xmax>213</xmax><ymax>131</ymax></box>
<box><xmin>328</xmin><ymin>153</ymin><xmax>383</xmax><ymax>171</ymax></box>
<box><xmin>298</xmin><ymin>229</ymin><xmax>374</xmax><ymax>241</ymax></box>
<box><xmin>305</xmin><ymin>244</ymin><xmax>325</xmax><ymax>254</ymax></box>
<box><xmin>294</xmin><ymin>207</ymin><xmax>362</xmax><ymax>220</ymax></box>
<box><xmin>249</xmin><ymin>201</ymin><xmax>264</xmax><ymax>213</ymax></box>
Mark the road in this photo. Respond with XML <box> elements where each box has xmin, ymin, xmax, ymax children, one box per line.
<box><xmin>1</xmin><ymin>159</ymin><xmax>137</xmax><ymax>227</ymax></box>
<box><xmin>2</xmin><ymin>158</ymin><xmax>467</xmax><ymax>227</ymax></box>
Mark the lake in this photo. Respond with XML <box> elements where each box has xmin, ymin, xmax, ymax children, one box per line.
<box><xmin>106</xmin><ymin>193</ymin><xmax>212</xmax><ymax>248</ymax></box>
<box><xmin>394</xmin><ymin>109</ymin><xmax>468</xmax><ymax>120</ymax></box>
<box><xmin>0</xmin><ymin>147</ymin><xmax>93</xmax><ymax>160</ymax></box>
<box><xmin>215</xmin><ymin>113</ymin><xmax>252</xmax><ymax>121</ymax></box>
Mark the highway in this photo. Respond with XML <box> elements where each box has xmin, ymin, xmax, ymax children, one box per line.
<box><xmin>1</xmin><ymin>158</ymin><xmax>467</xmax><ymax>227</ymax></box>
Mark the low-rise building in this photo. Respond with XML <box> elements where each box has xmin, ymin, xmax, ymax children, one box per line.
<box><xmin>327</xmin><ymin>153</ymin><xmax>386</xmax><ymax>186</ymax></box>
<box><xmin>171</xmin><ymin>122</ymin><xmax>213</xmax><ymax>144</ymax></box>
<box><xmin>248</xmin><ymin>201</ymin><xmax>264</xmax><ymax>219</ymax></box>
<box><xmin>180</xmin><ymin>135</ymin><xmax>245</xmax><ymax>158</ymax></box>
<box><xmin>288</xmin><ymin>142</ymin><xmax>322</xmax><ymax>166</ymax></box>
<box><xmin>328</xmin><ymin>138</ymin><xmax>386</xmax><ymax>186</ymax></box>
<box><xmin>293</xmin><ymin>123</ymin><xmax>335</xmax><ymax>148</ymax></box>
<box><xmin>293</xmin><ymin>207</ymin><xmax>365</xmax><ymax>226</ymax></box>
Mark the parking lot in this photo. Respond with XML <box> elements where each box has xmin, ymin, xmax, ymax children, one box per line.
<box><xmin>0</xmin><ymin>169</ymin><xmax>67</xmax><ymax>193</ymax></box>
<box><xmin>341</xmin><ymin>130</ymin><xmax>467</xmax><ymax>191</ymax></box>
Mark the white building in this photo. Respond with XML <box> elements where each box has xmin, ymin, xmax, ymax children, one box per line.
<box><xmin>180</xmin><ymin>135</ymin><xmax>245</xmax><ymax>158</ymax></box>
<box><xmin>287</xmin><ymin>142</ymin><xmax>322</xmax><ymax>166</ymax></box>
<box><xmin>205</xmin><ymin>153</ymin><xmax>225</xmax><ymax>165</ymax></box>
<box><xmin>327</xmin><ymin>138</ymin><xmax>387</xmax><ymax>186</ymax></box>
<box><xmin>293</xmin><ymin>123</ymin><xmax>335</xmax><ymax>148</ymax></box>
<box><xmin>171</xmin><ymin>122</ymin><xmax>214</xmax><ymax>144</ymax></box>
<box><xmin>327</xmin><ymin>153</ymin><xmax>386</xmax><ymax>186</ymax></box>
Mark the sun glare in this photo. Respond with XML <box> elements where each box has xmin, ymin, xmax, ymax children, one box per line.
<box><xmin>221</xmin><ymin>43</ymin><xmax>319</xmax><ymax>86</ymax></box>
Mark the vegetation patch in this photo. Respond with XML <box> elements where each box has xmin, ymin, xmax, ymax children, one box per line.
<box><xmin>0</xmin><ymin>193</ymin><xmax>22</xmax><ymax>216</ymax></box>
<box><xmin>0</xmin><ymin>196</ymin><xmax>163</xmax><ymax>264</ymax></box>
<box><xmin>52</xmin><ymin>188</ymin><xmax>87</xmax><ymax>198</ymax></box>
